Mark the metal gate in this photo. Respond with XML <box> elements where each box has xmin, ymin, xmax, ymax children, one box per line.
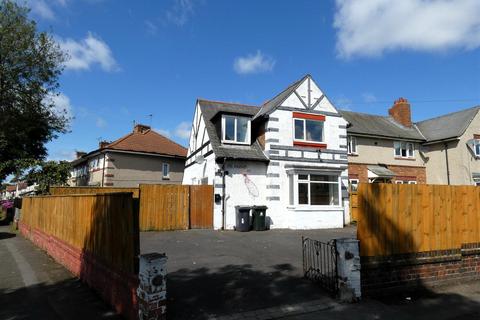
<box><xmin>302</xmin><ymin>237</ymin><xmax>338</xmax><ymax>295</ymax></box>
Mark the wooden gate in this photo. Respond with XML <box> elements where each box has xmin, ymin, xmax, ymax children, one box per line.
<box><xmin>139</xmin><ymin>184</ymin><xmax>214</xmax><ymax>231</ymax></box>
<box><xmin>139</xmin><ymin>185</ymin><xmax>189</xmax><ymax>231</ymax></box>
<box><xmin>189</xmin><ymin>185</ymin><xmax>214</xmax><ymax>229</ymax></box>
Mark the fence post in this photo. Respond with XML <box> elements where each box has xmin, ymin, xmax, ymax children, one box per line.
<box><xmin>335</xmin><ymin>238</ymin><xmax>361</xmax><ymax>302</ymax></box>
<box><xmin>137</xmin><ymin>253</ymin><xmax>168</xmax><ymax>320</ymax></box>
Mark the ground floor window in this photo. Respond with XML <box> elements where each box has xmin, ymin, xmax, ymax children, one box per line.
<box><xmin>349</xmin><ymin>179</ymin><xmax>359</xmax><ymax>192</ymax></box>
<box><xmin>290</xmin><ymin>173</ymin><xmax>340</xmax><ymax>206</ymax></box>
<box><xmin>395</xmin><ymin>180</ymin><xmax>417</xmax><ymax>184</ymax></box>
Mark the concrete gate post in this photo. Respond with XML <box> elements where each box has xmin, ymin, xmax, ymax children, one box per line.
<box><xmin>335</xmin><ymin>238</ymin><xmax>361</xmax><ymax>302</ymax></box>
<box><xmin>137</xmin><ymin>253</ymin><xmax>168</xmax><ymax>320</ymax></box>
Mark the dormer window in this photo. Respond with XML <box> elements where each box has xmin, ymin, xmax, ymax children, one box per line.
<box><xmin>222</xmin><ymin>115</ymin><xmax>251</xmax><ymax>144</ymax></box>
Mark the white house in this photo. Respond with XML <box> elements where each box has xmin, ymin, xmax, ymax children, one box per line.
<box><xmin>182</xmin><ymin>75</ymin><xmax>349</xmax><ymax>230</ymax></box>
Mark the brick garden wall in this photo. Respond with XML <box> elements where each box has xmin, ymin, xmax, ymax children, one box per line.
<box><xmin>361</xmin><ymin>243</ymin><xmax>480</xmax><ymax>295</ymax></box>
<box><xmin>19</xmin><ymin>222</ymin><xmax>139</xmax><ymax>320</ymax></box>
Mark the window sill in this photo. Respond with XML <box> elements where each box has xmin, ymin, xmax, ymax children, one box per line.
<box><xmin>293</xmin><ymin>141</ymin><xmax>327</xmax><ymax>148</ymax></box>
<box><xmin>221</xmin><ymin>140</ymin><xmax>251</xmax><ymax>146</ymax></box>
<box><xmin>162</xmin><ymin>177</ymin><xmax>170</xmax><ymax>180</ymax></box>
<box><xmin>394</xmin><ymin>157</ymin><xmax>416</xmax><ymax>161</ymax></box>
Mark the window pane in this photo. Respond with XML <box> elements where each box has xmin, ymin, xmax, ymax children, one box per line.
<box><xmin>224</xmin><ymin>117</ymin><xmax>235</xmax><ymax>141</ymax></box>
<box><xmin>394</xmin><ymin>142</ymin><xmax>401</xmax><ymax>156</ymax></box>
<box><xmin>305</xmin><ymin>120</ymin><xmax>323</xmax><ymax>142</ymax></box>
<box><xmin>310</xmin><ymin>182</ymin><xmax>339</xmax><ymax>205</ymax></box>
<box><xmin>163</xmin><ymin>164</ymin><xmax>169</xmax><ymax>177</ymax></box>
<box><xmin>476</xmin><ymin>141</ymin><xmax>480</xmax><ymax>155</ymax></box>
<box><xmin>298</xmin><ymin>174</ymin><xmax>308</xmax><ymax>180</ymax></box>
<box><xmin>294</xmin><ymin>119</ymin><xmax>304</xmax><ymax>140</ymax></box>
<box><xmin>236</xmin><ymin>117</ymin><xmax>249</xmax><ymax>143</ymax></box>
<box><xmin>298</xmin><ymin>183</ymin><xmax>308</xmax><ymax>204</ymax></box>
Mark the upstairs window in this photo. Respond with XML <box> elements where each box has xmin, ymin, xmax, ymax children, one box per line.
<box><xmin>222</xmin><ymin>115</ymin><xmax>250</xmax><ymax>144</ymax></box>
<box><xmin>162</xmin><ymin>163</ymin><xmax>170</xmax><ymax>179</ymax></box>
<box><xmin>394</xmin><ymin>141</ymin><xmax>414</xmax><ymax>158</ymax></box>
<box><xmin>347</xmin><ymin>136</ymin><xmax>357</xmax><ymax>155</ymax></box>
<box><xmin>474</xmin><ymin>140</ymin><xmax>480</xmax><ymax>156</ymax></box>
<box><xmin>293</xmin><ymin>117</ymin><xmax>324</xmax><ymax>143</ymax></box>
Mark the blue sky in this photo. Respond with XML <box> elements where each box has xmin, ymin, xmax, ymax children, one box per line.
<box><xmin>26</xmin><ymin>0</ymin><xmax>480</xmax><ymax>160</ymax></box>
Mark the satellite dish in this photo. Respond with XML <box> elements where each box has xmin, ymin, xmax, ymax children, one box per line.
<box><xmin>195</xmin><ymin>155</ymin><xmax>205</xmax><ymax>164</ymax></box>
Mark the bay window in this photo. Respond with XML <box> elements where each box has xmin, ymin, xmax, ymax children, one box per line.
<box><xmin>291</xmin><ymin>173</ymin><xmax>340</xmax><ymax>206</ymax></box>
<box><xmin>474</xmin><ymin>140</ymin><xmax>480</xmax><ymax>156</ymax></box>
<box><xmin>222</xmin><ymin>115</ymin><xmax>250</xmax><ymax>144</ymax></box>
<box><xmin>394</xmin><ymin>141</ymin><xmax>414</xmax><ymax>158</ymax></box>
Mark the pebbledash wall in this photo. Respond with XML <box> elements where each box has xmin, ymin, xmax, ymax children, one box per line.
<box><xmin>19</xmin><ymin>222</ymin><xmax>139</xmax><ymax>320</ymax></box>
<box><xmin>361</xmin><ymin>243</ymin><xmax>480</xmax><ymax>295</ymax></box>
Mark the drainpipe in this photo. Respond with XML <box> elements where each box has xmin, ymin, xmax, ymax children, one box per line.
<box><xmin>222</xmin><ymin>158</ymin><xmax>227</xmax><ymax>230</ymax></box>
<box><xmin>101</xmin><ymin>153</ymin><xmax>106</xmax><ymax>187</ymax></box>
<box><xmin>445</xmin><ymin>143</ymin><xmax>451</xmax><ymax>185</ymax></box>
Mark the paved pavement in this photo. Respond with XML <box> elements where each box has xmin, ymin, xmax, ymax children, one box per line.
<box><xmin>0</xmin><ymin>224</ymin><xmax>120</xmax><ymax>320</ymax></box>
<box><xmin>141</xmin><ymin>227</ymin><xmax>356</xmax><ymax>319</ymax></box>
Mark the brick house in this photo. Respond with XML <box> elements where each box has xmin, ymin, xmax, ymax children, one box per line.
<box><xmin>342</xmin><ymin>99</ymin><xmax>480</xmax><ymax>188</ymax></box>
<box><xmin>341</xmin><ymin>98</ymin><xmax>427</xmax><ymax>190</ymax></box>
<box><xmin>69</xmin><ymin>124</ymin><xmax>187</xmax><ymax>187</ymax></box>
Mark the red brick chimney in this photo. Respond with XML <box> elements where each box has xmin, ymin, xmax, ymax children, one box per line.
<box><xmin>75</xmin><ymin>151</ymin><xmax>87</xmax><ymax>159</ymax></box>
<box><xmin>99</xmin><ymin>141</ymin><xmax>110</xmax><ymax>149</ymax></box>
<box><xmin>134</xmin><ymin>124</ymin><xmax>151</xmax><ymax>134</ymax></box>
<box><xmin>389</xmin><ymin>98</ymin><xmax>412</xmax><ymax>127</ymax></box>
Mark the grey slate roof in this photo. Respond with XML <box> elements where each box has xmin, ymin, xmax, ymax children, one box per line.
<box><xmin>416</xmin><ymin>106</ymin><xmax>480</xmax><ymax>143</ymax></box>
<box><xmin>340</xmin><ymin>110</ymin><xmax>425</xmax><ymax>141</ymax></box>
<box><xmin>253</xmin><ymin>75</ymin><xmax>309</xmax><ymax>120</ymax></box>
<box><xmin>367</xmin><ymin>165</ymin><xmax>396</xmax><ymax>177</ymax></box>
<box><xmin>198</xmin><ymin>99</ymin><xmax>268</xmax><ymax>162</ymax></box>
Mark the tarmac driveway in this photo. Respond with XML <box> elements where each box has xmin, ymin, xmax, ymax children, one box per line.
<box><xmin>141</xmin><ymin>226</ymin><xmax>356</xmax><ymax>319</ymax></box>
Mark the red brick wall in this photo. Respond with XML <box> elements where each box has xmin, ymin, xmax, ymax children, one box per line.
<box><xmin>362</xmin><ymin>245</ymin><xmax>480</xmax><ymax>295</ymax></box>
<box><xmin>19</xmin><ymin>222</ymin><xmax>139</xmax><ymax>320</ymax></box>
<box><xmin>348</xmin><ymin>163</ymin><xmax>426</xmax><ymax>184</ymax></box>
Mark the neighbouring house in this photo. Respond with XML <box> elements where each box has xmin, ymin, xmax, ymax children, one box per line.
<box><xmin>342</xmin><ymin>98</ymin><xmax>480</xmax><ymax>187</ymax></box>
<box><xmin>69</xmin><ymin>124</ymin><xmax>187</xmax><ymax>187</ymax></box>
<box><xmin>182</xmin><ymin>74</ymin><xmax>350</xmax><ymax>230</ymax></box>
<box><xmin>340</xmin><ymin>98</ymin><xmax>427</xmax><ymax>190</ymax></box>
<box><xmin>1</xmin><ymin>182</ymin><xmax>37</xmax><ymax>199</ymax></box>
<box><xmin>417</xmin><ymin>106</ymin><xmax>480</xmax><ymax>186</ymax></box>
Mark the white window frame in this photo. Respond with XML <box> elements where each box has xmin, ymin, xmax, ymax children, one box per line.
<box><xmin>394</xmin><ymin>141</ymin><xmax>415</xmax><ymax>159</ymax></box>
<box><xmin>162</xmin><ymin>163</ymin><xmax>170</xmax><ymax>179</ymax></box>
<box><xmin>347</xmin><ymin>136</ymin><xmax>357</xmax><ymax>155</ymax></box>
<box><xmin>293</xmin><ymin>118</ymin><xmax>325</xmax><ymax>144</ymax></box>
<box><xmin>475</xmin><ymin>179</ymin><xmax>480</xmax><ymax>186</ymax></box>
<box><xmin>395</xmin><ymin>180</ymin><xmax>404</xmax><ymax>184</ymax></box>
<box><xmin>221</xmin><ymin>115</ymin><xmax>251</xmax><ymax>145</ymax></box>
<box><xmin>349</xmin><ymin>179</ymin><xmax>359</xmax><ymax>192</ymax></box>
<box><xmin>474</xmin><ymin>140</ymin><xmax>480</xmax><ymax>157</ymax></box>
<box><xmin>290</xmin><ymin>173</ymin><xmax>341</xmax><ymax>207</ymax></box>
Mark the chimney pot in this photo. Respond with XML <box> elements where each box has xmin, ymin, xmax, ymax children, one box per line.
<box><xmin>99</xmin><ymin>141</ymin><xmax>110</xmax><ymax>149</ymax></box>
<box><xmin>75</xmin><ymin>151</ymin><xmax>87</xmax><ymax>159</ymax></box>
<box><xmin>389</xmin><ymin>98</ymin><xmax>412</xmax><ymax>127</ymax></box>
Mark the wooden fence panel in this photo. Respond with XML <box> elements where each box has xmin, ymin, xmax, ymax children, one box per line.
<box><xmin>139</xmin><ymin>184</ymin><xmax>189</xmax><ymax>231</ymax></box>
<box><xmin>21</xmin><ymin>193</ymin><xmax>136</xmax><ymax>273</ymax></box>
<box><xmin>50</xmin><ymin>186</ymin><xmax>140</xmax><ymax>198</ymax></box>
<box><xmin>357</xmin><ymin>183</ymin><xmax>480</xmax><ymax>257</ymax></box>
<box><xmin>189</xmin><ymin>185</ymin><xmax>214</xmax><ymax>229</ymax></box>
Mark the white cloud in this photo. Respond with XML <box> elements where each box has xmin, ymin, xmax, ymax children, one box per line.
<box><xmin>334</xmin><ymin>0</ymin><xmax>480</xmax><ymax>58</ymax></box>
<box><xmin>57</xmin><ymin>33</ymin><xmax>119</xmax><ymax>72</ymax></box>
<box><xmin>96</xmin><ymin>117</ymin><xmax>107</xmax><ymax>128</ymax></box>
<box><xmin>44</xmin><ymin>92</ymin><xmax>73</xmax><ymax>119</ymax></box>
<box><xmin>174</xmin><ymin>121</ymin><xmax>191</xmax><ymax>139</ymax></box>
<box><xmin>233</xmin><ymin>50</ymin><xmax>276</xmax><ymax>75</ymax></box>
<box><xmin>362</xmin><ymin>93</ymin><xmax>377</xmax><ymax>103</ymax></box>
<box><xmin>166</xmin><ymin>0</ymin><xmax>196</xmax><ymax>26</ymax></box>
<box><xmin>29</xmin><ymin>0</ymin><xmax>55</xmax><ymax>20</ymax></box>
<box><xmin>145</xmin><ymin>20</ymin><xmax>158</xmax><ymax>35</ymax></box>
<box><xmin>155</xmin><ymin>122</ymin><xmax>191</xmax><ymax>140</ymax></box>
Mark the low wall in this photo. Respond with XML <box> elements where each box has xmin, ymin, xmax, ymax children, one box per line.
<box><xmin>19</xmin><ymin>222</ymin><xmax>139</xmax><ymax>320</ymax></box>
<box><xmin>361</xmin><ymin>242</ymin><xmax>480</xmax><ymax>295</ymax></box>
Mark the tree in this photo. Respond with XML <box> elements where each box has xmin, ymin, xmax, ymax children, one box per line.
<box><xmin>0</xmin><ymin>0</ymin><xmax>69</xmax><ymax>181</ymax></box>
<box><xmin>23</xmin><ymin>160</ymin><xmax>71</xmax><ymax>194</ymax></box>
